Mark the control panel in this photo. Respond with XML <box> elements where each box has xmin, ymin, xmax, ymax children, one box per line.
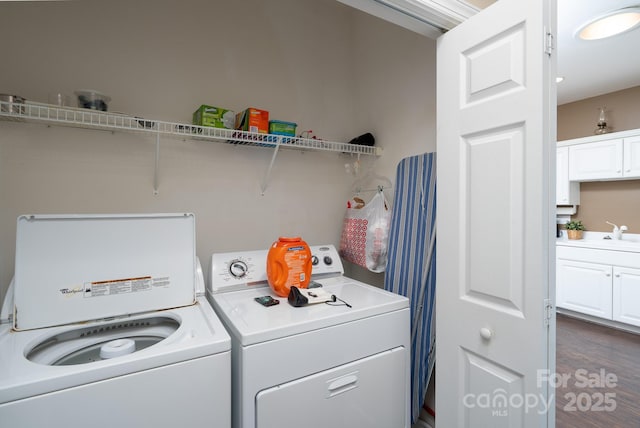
<box><xmin>208</xmin><ymin>244</ymin><xmax>343</xmax><ymax>294</ymax></box>
<box><xmin>308</xmin><ymin>245</ymin><xmax>343</xmax><ymax>277</ymax></box>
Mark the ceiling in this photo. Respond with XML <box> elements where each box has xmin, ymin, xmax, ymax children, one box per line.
<box><xmin>460</xmin><ymin>0</ymin><xmax>640</xmax><ymax>105</ymax></box>
<box><xmin>555</xmin><ymin>0</ymin><xmax>640</xmax><ymax>105</ymax></box>
<box><xmin>339</xmin><ymin>0</ymin><xmax>640</xmax><ymax>105</ymax></box>
<box><xmin>457</xmin><ymin>0</ymin><xmax>640</xmax><ymax>105</ymax></box>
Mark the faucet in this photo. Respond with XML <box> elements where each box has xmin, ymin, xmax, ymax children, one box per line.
<box><xmin>606</xmin><ymin>221</ymin><xmax>628</xmax><ymax>240</ymax></box>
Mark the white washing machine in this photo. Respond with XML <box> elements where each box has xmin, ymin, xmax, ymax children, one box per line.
<box><xmin>207</xmin><ymin>244</ymin><xmax>410</xmax><ymax>428</ymax></box>
<box><xmin>0</xmin><ymin>214</ymin><xmax>231</xmax><ymax>428</ymax></box>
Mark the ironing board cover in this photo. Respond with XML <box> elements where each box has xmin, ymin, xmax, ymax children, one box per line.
<box><xmin>384</xmin><ymin>153</ymin><xmax>436</xmax><ymax>423</ymax></box>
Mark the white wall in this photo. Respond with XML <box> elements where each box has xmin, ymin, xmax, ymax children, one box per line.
<box><xmin>345</xmin><ymin>9</ymin><xmax>438</xmax><ymax>284</ymax></box>
<box><xmin>0</xmin><ymin>0</ymin><xmax>436</xmax><ymax>303</ymax></box>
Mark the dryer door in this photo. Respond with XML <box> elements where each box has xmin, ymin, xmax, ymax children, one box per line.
<box><xmin>255</xmin><ymin>347</ymin><xmax>406</xmax><ymax>428</ymax></box>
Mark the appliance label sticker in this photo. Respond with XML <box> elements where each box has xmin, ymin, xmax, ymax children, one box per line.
<box><xmin>83</xmin><ymin>276</ymin><xmax>170</xmax><ymax>298</ymax></box>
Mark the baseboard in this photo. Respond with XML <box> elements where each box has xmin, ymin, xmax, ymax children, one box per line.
<box><xmin>557</xmin><ymin>309</ymin><xmax>640</xmax><ymax>335</ymax></box>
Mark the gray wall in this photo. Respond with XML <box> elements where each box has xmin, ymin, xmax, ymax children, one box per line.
<box><xmin>0</xmin><ymin>0</ymin><xmax>437</xmax><ymax>303</ymax></box>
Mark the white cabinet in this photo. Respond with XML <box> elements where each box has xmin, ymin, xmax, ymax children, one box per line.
<box><xmin>556</xmin><ymin>258</ymin><xmax>612</xmax><ymax>318</ymax></box>
<box><xmin>623</xmin><ymin>135</ymin><xmax>640</xmax><ymax>178</ymax></box>
<box><xmin>556</xmin><ymin>146</ymin><xmax>579</xmax><ymax>205</ymax></box>
<box><xmin>556</xmin><ymin>245</ymin><xmax>640</xmax><ymax>327</ymax></box>
<box><xmin>565</xmin><ymin>132</ymin><xmax>640</xmax><ymax>181</ymax></box>
<box><xmin>612</xmin><ymin>266</ymin><xmax>640</xmax><ymax>327</ymax></box>
<box><xmin>568</xmin><ymin>138</ymin><xmax>623</xmax><ymax>181</ymax></box>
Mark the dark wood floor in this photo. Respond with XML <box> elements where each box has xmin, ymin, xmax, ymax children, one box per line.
<box><xmin>556</xmin><ymin>314</ymin><xmax>640</xmax><ymax>427</ymax></box>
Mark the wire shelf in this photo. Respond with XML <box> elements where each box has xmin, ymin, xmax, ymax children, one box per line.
<box><xmin>0</xmin><ymin>101</ymin><xmax>381</xmax><ymax>156</ymax></box>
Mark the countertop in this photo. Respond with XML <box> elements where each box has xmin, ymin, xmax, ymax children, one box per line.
<box><xmin>557</xmin><ymin>231</ymin><xmax>640</xmax><ymax>253</ymax></box>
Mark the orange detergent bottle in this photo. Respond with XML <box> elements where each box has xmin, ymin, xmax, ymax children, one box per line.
<box><xmin>267</xmin><ymin>237</ymin><xmax>312</xmax><ymax>297</ymax></box>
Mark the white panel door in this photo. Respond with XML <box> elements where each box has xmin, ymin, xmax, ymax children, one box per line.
<box><xmin>612</xmin><ymin>266</ymin><xmax>640</xmax><ymax>326</ymax></box>
<box><xmin>436</xmin><ymin>0</ymin><xmax>555</xmax><ymax>426</ymax></box>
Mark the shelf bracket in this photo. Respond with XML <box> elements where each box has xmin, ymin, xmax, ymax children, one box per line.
<box><xmin>261</xmin><ymin>139</ymin><xmax>281</xmax><ymax>195</ymax></box>
<box><xmin>153</xmin><ymin>133</ymin><xmax>160</xmax><ymax>195</ymax></box>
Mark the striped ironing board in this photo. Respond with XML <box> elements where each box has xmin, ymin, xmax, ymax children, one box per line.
<box><xmin>384</xmin><ymin>152</ymin><xmax>436</xmax><ymax>423</ymax></box>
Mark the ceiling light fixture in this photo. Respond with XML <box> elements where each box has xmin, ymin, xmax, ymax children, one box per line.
<box><xmin>577</xmin><ymin>7</ymin><xmax>640</xmax><ymax>40</ymax></box>
<box><xmin>556</xmin><ymin>76</ymin><xmax>564</xmax><ymax>83</ymax></box>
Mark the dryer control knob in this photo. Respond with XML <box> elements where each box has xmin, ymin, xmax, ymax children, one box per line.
<box><xmin>323</xmin><ymin>256</ymin><xmax>333</xmax><ymax>265</ymax></box>
<box><xmin>229</xmin><ymin>260</ymin><xmax>248</xmax><ymax>278</ymax></box>
<box><xmin>311</xmin><ymin>255</ymin><xmax>319</xmax><ymax>266</ymax></box>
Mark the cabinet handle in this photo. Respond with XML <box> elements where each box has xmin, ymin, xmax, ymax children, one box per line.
<box><xmin>615</xmin><ymin>274</ymin><xmax>620</xmax><ymax>278</ymax></box>
<box><xmin>606</xmin><ymin>273</ymin><xmax>611</xmax><ymax>277</ymax></box>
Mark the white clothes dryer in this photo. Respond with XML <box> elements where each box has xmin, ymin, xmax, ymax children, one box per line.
<box><xmin>207</xmin><ymin>244</ymin><xmax>410</xmax><ymax>428</ymax></box>
<box><xmin>0</xmin><ymin>214</ymin><xmax>231</xmax><ymax>428</ymax></box>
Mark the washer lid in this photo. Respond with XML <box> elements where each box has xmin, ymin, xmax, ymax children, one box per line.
<box><xmin>13</xmin><ymin>213</ymin><xmax>197</xmax><ymax>331</ymax></box>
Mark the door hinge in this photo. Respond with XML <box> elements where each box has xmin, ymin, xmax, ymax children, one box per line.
<box><xmin>544</xmin><ymin>299</ymin><xmax>553</xmax><ymax>326</ymax></box>
<box><xmin>545</xmin><ymin>31</ymin><xmax>554</xmax><ymax>56</ymax></box>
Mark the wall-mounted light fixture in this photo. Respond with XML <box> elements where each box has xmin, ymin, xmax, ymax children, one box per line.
<box><xmin>577</xmin><ymin>7</ymin><xmax>640</xmax><ymax>40</ymax></box>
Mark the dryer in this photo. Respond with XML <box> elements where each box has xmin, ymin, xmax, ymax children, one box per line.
<box><xmin>207</xmin><ymin>244</ymin><xmax>410</xmax><ymax>428</ymax></box>
<box><xmin>0</xmin><ymin>214</ymin><xmax>231</xmax><ymax>428</ymax></box>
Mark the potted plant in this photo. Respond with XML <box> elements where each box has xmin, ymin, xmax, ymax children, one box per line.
<box><xmin>565</xmin><ymin>220</ymin><xmax>585</xmax><ymax>240</ymax></box>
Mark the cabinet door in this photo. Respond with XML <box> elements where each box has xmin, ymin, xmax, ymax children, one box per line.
<box><xmin>556</xmin><ymin>259</ymin><xmax>612</xmax><ymax>319</ymax></box>
<box><xmin>623</xmin><ymin>136</ymin><xmax>640</xmax><ymax>178</ymax></box>
<box><xmin>568</xmin><ymin>139</ymin><xmax>623</xmax><ymax>181</ymax></box>
<box><xmin>612</xmin><ymin>266</ymin><xmax>640</xmax><ymax>327</ymax></box>
<box><xmin>556</xmin><ymin>146</ymin><xmax>580</xmax><ymax>205</ymax></box>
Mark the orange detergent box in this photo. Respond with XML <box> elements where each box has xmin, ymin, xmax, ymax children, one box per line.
<box><xmin>235</xmin><ymin>107</ymin><xmax>269</xmax><ymax>134</ymax></box>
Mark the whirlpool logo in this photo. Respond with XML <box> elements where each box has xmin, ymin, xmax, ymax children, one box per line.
<box><xmin>59</xmin><ymin>287</ymin><xmax>84</xmax><ymax>296</ymax></box>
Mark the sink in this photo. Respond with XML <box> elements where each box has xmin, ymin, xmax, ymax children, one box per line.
<box><xmin>586</xmin><ymin>239</ymin><xmax>640</xmax><ymax>249</ymax></box>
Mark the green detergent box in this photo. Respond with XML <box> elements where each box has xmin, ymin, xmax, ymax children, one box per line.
<box><xmin>268</xmin><ymin>120</ymin><xmax>297</xmax><ymax>136</ymax></box>
<box><xmin>192</xmin><ymin>105</ymin><xmax>235</xmax><ymax>129</ymax></box>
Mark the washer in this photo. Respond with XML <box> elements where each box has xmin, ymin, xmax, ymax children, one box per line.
<box><xmin>207</xmin><ymin>244</ymin><xmax>410</xmax><ymax>428</ymax></box>
<box><xmin>0</xmin><ymin>214</ymin><xmax>231</xmax><ymax>428</ymax></box>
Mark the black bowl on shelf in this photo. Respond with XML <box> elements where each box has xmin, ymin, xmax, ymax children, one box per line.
<box><xmin>74</xmin><ymin>90</ymin><xmax>111</xmax><ymax>111</ymax></box>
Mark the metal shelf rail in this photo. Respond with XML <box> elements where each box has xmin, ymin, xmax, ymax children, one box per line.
<box><xmin>0</xmin><ymin>100</ymin><xmax>381</xmax><ymax>194</ymax></box>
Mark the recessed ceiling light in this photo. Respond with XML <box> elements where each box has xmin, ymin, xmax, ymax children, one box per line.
<box><xmin>556</xmin><ymin>76</ymin><xmax>564</xmax><ymax>83</ymax></box>
<box><xmin>577</xmin><ymin>7</ymin><xmax>640</xmax><ymax>40</ymax></box>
